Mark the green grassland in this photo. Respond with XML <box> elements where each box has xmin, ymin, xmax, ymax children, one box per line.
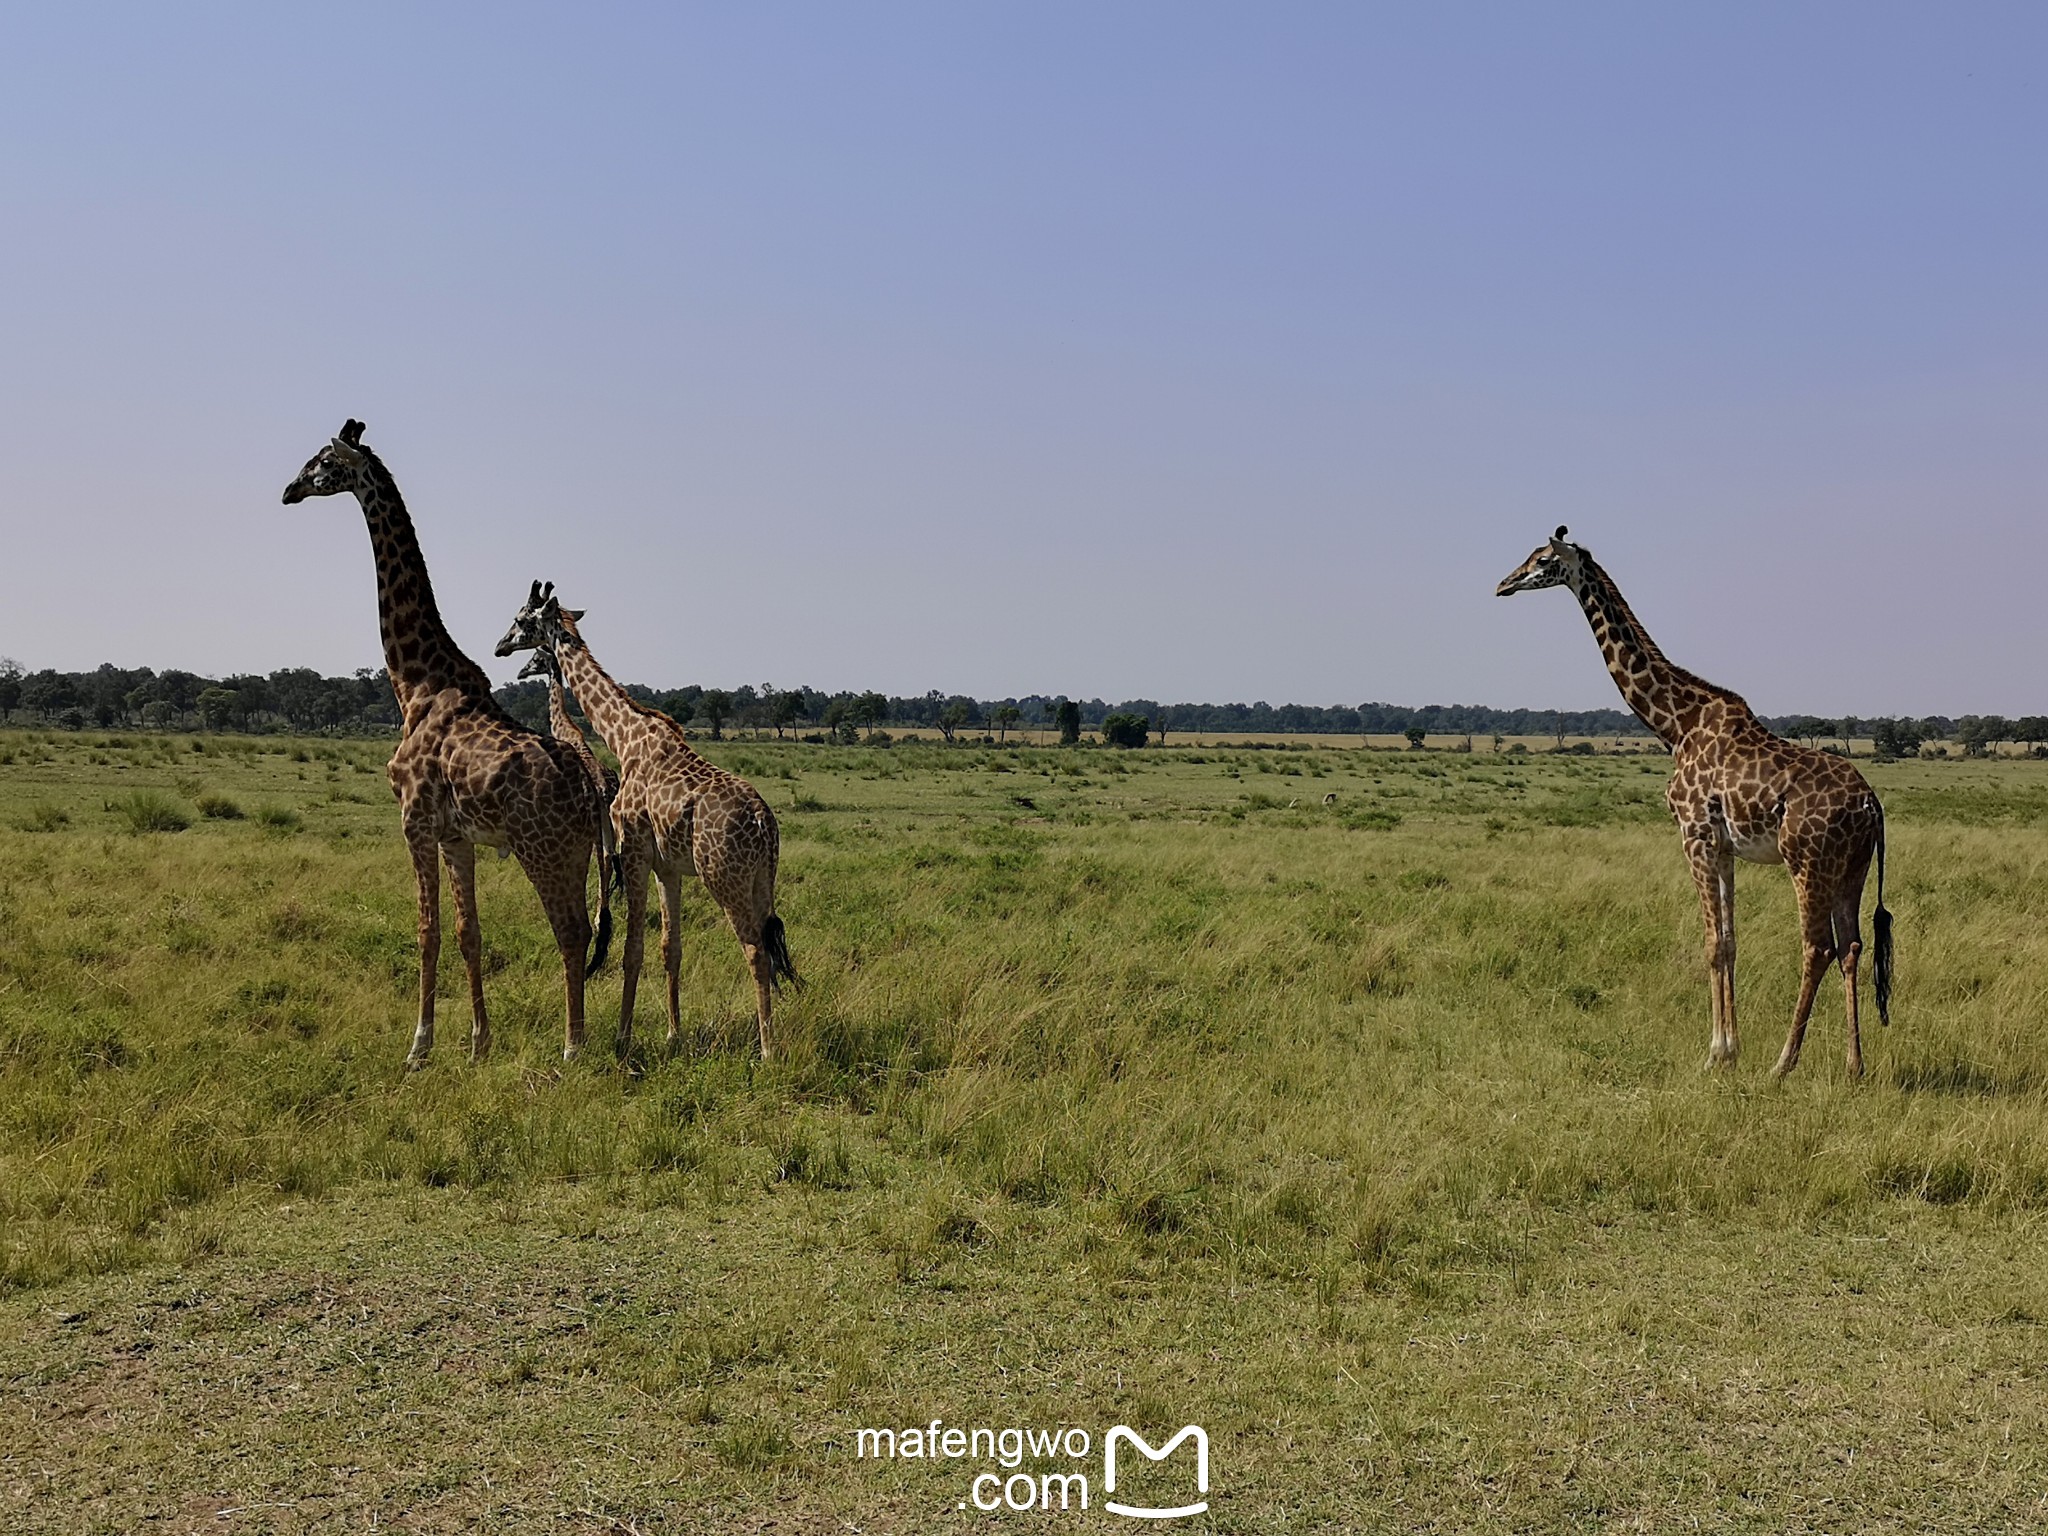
<box><xmin>7</xmin><ymin>729</ymin><xmax>2048</xmax><ymax>1531</ymax></box>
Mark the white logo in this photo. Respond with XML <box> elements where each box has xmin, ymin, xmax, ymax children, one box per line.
<box><xmin>1103</xmin><ymin>1425</ymin><xmax>1209</xmax><ymax>1520</ymax></box>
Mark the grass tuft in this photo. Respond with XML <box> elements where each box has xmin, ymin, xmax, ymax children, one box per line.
<box><xmin>112</xmin><ymin>790</ymin><xmax>190</xmax><ymax>833</ymax></box>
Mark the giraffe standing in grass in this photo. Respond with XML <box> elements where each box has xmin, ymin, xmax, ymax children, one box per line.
<box><xmin>496</xmin><ymin>583</ymin><xmax>799</xmax><ymax>1058</ymax></box>
<box><xmin>281</xmin><ymin>422</ymin><xmax>612</xmax><ymax>1066</ymax></box>
<box><xmin>1496</xmin><ymin>527</ymin><xmax>1893</xmax><ymax>1078</ymax></box>
<box><xmin>519</xmin><ymin>646</ymin><xmax>621</xmax><ymax>892</ymax></box>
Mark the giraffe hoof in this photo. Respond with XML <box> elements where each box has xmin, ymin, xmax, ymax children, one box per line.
<box><xmin>405</xmin><ymin>1053</ymin><xmax>430</xmax><ymax>1073</ymax></box>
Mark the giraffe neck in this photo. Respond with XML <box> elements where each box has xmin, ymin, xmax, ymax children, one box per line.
<box><xmin>545</xmin><ymin>676</ymin><xmax>579</xmax><ymax>742</ymax></box>
<box><xmin>351</xmin><ymin>454</ymin><xmax>492</xmax><ymax>714</ymax></box>
<box><xmin>1571</xmin><ymin>554</ymin><xmax>1735</xmax><ymax>747</ymax></box>
<box><xmin>550</xmin><ymin>624</ymin><xmax>661</xmax><ymax>763</ymax></box>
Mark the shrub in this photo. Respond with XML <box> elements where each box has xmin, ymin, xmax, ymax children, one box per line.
<box><xmin>196</xmin><ymin>793</ymin><xmax>244</xmax><ymax>820</ymax></box>
<box><xmin>1102</xmin><ymin>713</ymin><xmax>1149</xmax><ymax>749</ymax></box>
<box><xmin>255</xmin><ymin>804</ymin><xmax>303</xmax><ymax>833</ymax></box>
<box><xmin>114</xmin><ymin>791</ymin><xmax>190</xmax><ymax>834</ymax></box>
<box><xmin>15</xmin><ymin>802</ymin><xmax>69</xmax><ymax>832</ymax></box>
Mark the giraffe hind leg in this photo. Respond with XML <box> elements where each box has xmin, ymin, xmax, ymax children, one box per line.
<box><xmin>540</xmin><ymin>876</ymin><xmax>591</xmax><ymax>1064</ymax></box>
<box><xmin>1772</xmin><ymin>877</ymin><xmax>1837</xmax><ymax>1081</ymax></box>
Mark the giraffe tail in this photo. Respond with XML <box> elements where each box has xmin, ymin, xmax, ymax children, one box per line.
<box><xmin>761</xmin><ymin>913</ymin><xmax>803</xmax><ymax>993</ymax></box>
<box><xmin>1871</xmin><ymin>804</ymin><xmax>1893</xmax><ymax>1027</ymax></box>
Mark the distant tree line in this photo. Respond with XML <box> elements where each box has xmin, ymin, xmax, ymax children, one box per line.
<box><xmin>0</xmin><ymin>657</ymin><xmax>2032</xmax><ymax>758</ymax></box>
<box><xmin>0</xmin><ymin>658</ymin><xmax>400</xmax><ymax>733</ymax></box>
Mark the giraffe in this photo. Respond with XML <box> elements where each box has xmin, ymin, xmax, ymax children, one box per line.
<box><xmin>1496</xmin><ymin>527</ymin><xmax>1894</xmax><ymax>1079</ymax></box>
<box><xmin>495</xmin><ymin>583</ymin><xmax>800</xmax><ymax>1059</ymax></box>
<box><xmin>281</xmin><ymin>421</ymin><xmax>613</xmax><ymax>1066</ymax></box>
<box><xmin>518</xmin><ymin>646</ymin><xmax>622</xmax><ymax>892</ymax></box>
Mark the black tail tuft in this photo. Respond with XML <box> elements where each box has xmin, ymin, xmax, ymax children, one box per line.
<box><xmin>1872</xmin><ymin>808</ymin><xmax>1893</xmax><ymax>1026</ymax></box>
<box><xmin>761</xmin><ymin>913</ymin><xmax>802</xmax><ymax>993</ymax></box>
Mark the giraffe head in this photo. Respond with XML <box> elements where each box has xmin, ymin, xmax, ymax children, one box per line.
<box><xmin>495</xmin><ymin>580</ymin><xmax>586</xmax><ymax>660</ymax></box>
<box><xmin>281</xmin><ymin>419</ymin><xmax>373</xmax><ymax>505</ymax></box>
<box><xmin>1495</xmin><ymin>526</ymin><xmax>1588</xmax><ymax>597</ymax></box>
<box><xmin>516</xmin><ymin>649</ymin><xmax>558</xmax><ymax>683</ymax></box>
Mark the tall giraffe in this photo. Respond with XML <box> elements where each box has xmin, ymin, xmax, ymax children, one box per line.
<box><xmin>496</xmin><ymin>583</ymin><xmax>800</xmax><ymax>1058</ymax></box>
<box><xmin>281</xmin><ymin>421</ymin><xmax>612</xmax><ymax>1066</ymax></box>
<box><xmin>518</xmin><ymin>646</ymin><xmax>622</xmax><ymax>891</ymax></box>
<box><xmin>1497</xmin><ymin>527</ymin><xmax>1893</xmax><ymax>1078</ymax></box>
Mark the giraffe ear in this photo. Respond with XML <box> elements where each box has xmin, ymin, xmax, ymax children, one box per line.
<box><xmin>329</xmin><ymin>435</ymin><xmax>365</xmax><ymax>466</ymax></box>
<box><xmin>567</xmin><ymin>609</ymin><xmax>585</xmax><ymax>622</ymax></box>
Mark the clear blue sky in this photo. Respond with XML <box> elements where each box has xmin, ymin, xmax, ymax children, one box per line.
<box><xmin>4</xmin><ymin>4</ymin><xmax>2045</xmax><ymax>715</ymax></box>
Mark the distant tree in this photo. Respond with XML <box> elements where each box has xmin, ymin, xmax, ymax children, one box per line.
<box><xmin>937</xmin><ymin>699</ymin><xmax>972</xmax><ymax>743</ymax></box>
<box><xmin>1405</xmin><ymin>726</ymin><xmax>1427</xmax><ymax>750</ymax></box>
<box><xmin>1871</xmin><ymin>718</ymin><xmax>1926</xmax><ymax>760</ymax></box>
<box><xmin>21</xmin><ymin>670</ymin><xmax>75</xmax><ymax>721</ymax></box>
<box><xmin>196</xmin><ymin>688</ymin><xmax>237</xmax><ymax>731</ymax></box>
<box><xmin>1957</xmin><ymin>715</ymin><xmax>2011</xmax><ymax>759</ymax></box>
<box><xmin>0</xmin><ymin>658</ymin><xmax>19</xmax><ymax>722</ymax></box>
<box><xmin>815</xmin><ymin>696</ymin><xmax>853</xmax><ymax>744</ymax></box>
<box><xmin>1056</xmin><ymin>699</ymin><xmax>1081</xmax><ymax>745</ymax></box>
<box><xmin>855</xmin><ymin>690</ymin><xmax>889</xmax><ymax>740</ymax></box>
<box><xmin>769</xmin><ymin>690</ymin><xmax>804</xmax><ymax>739</ymax></box>
<box><xmin>1102</xmin><ymin>712</ymin><xmax>1149</xmax><ymax>749</ymax></box>
<box><xmin>993</xmin><ymin>704</ymin><xmax>1022</xmax><ymax>743</ymax></box>
<box><xmin>698</xmin><ymin>689</ymin><xmax>733</xmax><ymax>741</ymax></box>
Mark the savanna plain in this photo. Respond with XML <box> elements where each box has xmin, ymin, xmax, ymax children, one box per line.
<box><xmin>6</xmin><ymin>729</ymin><xmax>2048</xmax><ymax>1532</ymax></box>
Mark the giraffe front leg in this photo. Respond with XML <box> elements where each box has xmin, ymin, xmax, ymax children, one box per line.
<box><xmin>443</xmin><ymin>841</ymin><xmax>491</xmax><ymax>1063</ymax></box>
<box><xmin>657</xmin><ymin>865</ymin><xmax>685</xmax><ymax>1047</ymax></box>
<box><xmin>1683</xmin><ymin>831</ymin><xmax>1737</xmax><ymax>1068</ymax></box>
<box><xmin>616</xmin><ymin>841</ymin><xmax>652</xmax><ymax>1060</ymax></box>
<box><xmin>403</xmin><ymin>826</ymin><xmax>441</xmax><ymax>1069</ymax></box>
